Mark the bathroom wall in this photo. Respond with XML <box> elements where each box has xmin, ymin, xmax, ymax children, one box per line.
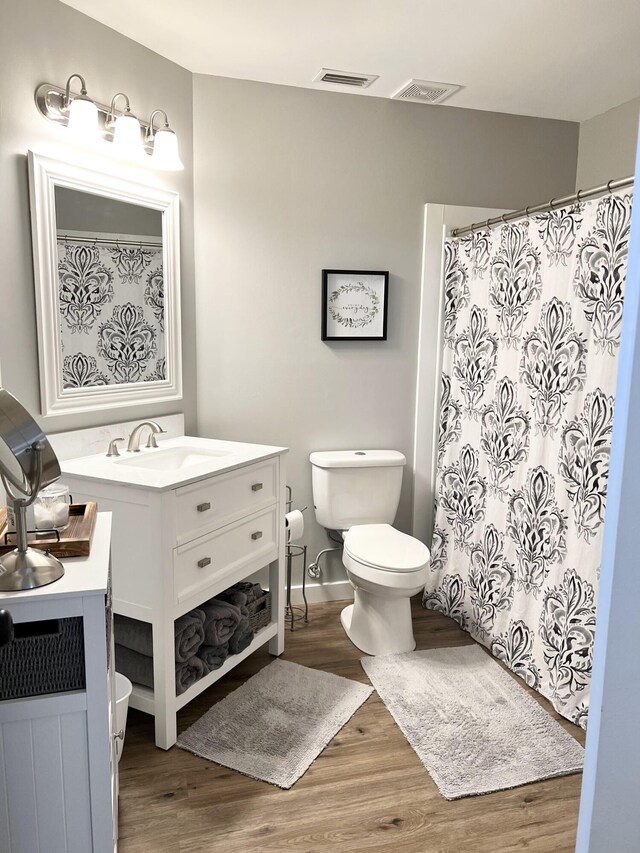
<box><xmin>0</xmin><ymin>0</ymin><xmax>196</xmax><ymax>434</ymax></box>
<box><xmin>192</xmin><ymin>74</ymin><xmax>579</xmax><ymax>594</ymax></box>
<box><xmin>576</xmin><ymin>97</ymin><xmax>640</xmax><ymax>188</ymax></box>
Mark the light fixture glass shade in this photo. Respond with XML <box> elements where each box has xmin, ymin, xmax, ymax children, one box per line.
<box><xmin>112</xmin><ymin>113</ymin><xmax>145</xmax><ymax>160</ymax></box>
<box><xmin>67</xmin><ymin>95</ymin><xmax>99</xmax><ymax>141</ymax></box>
<box><xmin>151</xmin><ymin>127</ymin><xmax>184</xmax><ymax>171</ymax></box>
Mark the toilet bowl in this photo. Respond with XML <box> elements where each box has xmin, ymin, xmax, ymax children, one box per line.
<box><xmin>341</xmin><ymin>524</ymin><xmax>430</xmax><ymax>655</ymax></box>
<box><xmin>309</xmin><ymin>449</ymin><xmax>430</xmax><ymax>656</ymax></box>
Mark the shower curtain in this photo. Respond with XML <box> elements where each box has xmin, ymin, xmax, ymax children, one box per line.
<box><xmin>424</xmin><ymin>189</ymin><xmax>633</xmax><ymax>727</ymax></box>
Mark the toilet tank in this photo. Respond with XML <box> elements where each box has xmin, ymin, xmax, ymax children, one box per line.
<box><xmin>310</xmin><ymin>450</ymin><xmax>406</xmax><ymax>530</ymax></box>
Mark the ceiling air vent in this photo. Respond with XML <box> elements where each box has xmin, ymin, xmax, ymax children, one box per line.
<box><xmin>391</xmin><ymin>79</ymin><xmax>461</xmax><ymax>105</ymax></box>
<box><xmin>314</xmin><ymin>68</ymin><xmax>379</xmax><ymax>89</ymax></box>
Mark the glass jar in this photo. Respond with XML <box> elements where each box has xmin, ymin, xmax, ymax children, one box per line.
<box><xmin>34</xmin><ymin>482</ymin><xmax>71</xmax><ymax>531</ymax></box>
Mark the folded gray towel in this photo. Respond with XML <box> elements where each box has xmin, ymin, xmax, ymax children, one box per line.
<box><xmin>114</xmin><ymin>610</ymin><xmax>206</xmax><ymax>663</ymax></box>
<box><xmin>115</xmin><ymin>643</ymin><xmax>154</xmax><ymax>689</ymax></box>
<box><xmin>217</xmin><ymin>589</ymin><xmax>247</xmax><ymax>608</ymax></box>
<box><xmin>201</xmin><ymin>599</ymin><xmax>242</xmax><ymax>646</ymax></box>
<box><xmin>216</xmin><ymin>589</ymin><xmax>250</xmax><ymax>617</ymax></box>
<box><xmin>114</xmin><ymin>615</ymin><xmax>153</xmax><ymax>657</ymax></box>
<box><xmin>176</xmin><ymin>656</ymin><xmax>206</xmax><ymax>695</ymax></box>
<box><xmin>197</xmin><ymin>642</ymin><xmax>229</xmax><ymax>673</ymax></box>
<box><xmin>230</xmin><ymin>581</ymin><xmax>263</xmax><ymax>603</ymax></box>
<box><xmin>228</xmin><ymin>616</ymin><xmax>254</xmax><ymax>655</ymax></box>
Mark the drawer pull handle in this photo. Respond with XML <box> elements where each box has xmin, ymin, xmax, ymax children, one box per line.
<box><xmin>251</xmin><ymin>483</ymin><xmax>263</xmax><ymax>492</ymax></box>
<box><xmin>197</xmin><ymin>502</ymin><xmax>211</xmax><ymax>512</ymax></box>
<box><xmin>251</xmin><ymin>531</ymin><xmax>263</xmax><ymax>541</ymax></box>
<box><xmin>197</xmin><ymin>557</ymin><xmax>212</xmax><ymax>568</ymax></box>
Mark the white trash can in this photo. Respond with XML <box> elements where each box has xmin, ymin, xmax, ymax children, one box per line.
<box><xmin>114</xmin><ymin>672</ymin><xmax>133</xmax><ymax>762</ymax></box>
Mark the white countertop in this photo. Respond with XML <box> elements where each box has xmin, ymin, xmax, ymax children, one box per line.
<box><xmin>0</xmin><ymin>512</ymin><xmax>112</xmax><ymax>604</ymax></box>
<box><xmin>60</xmin><ymin>435</ymin><xmax>288</xmax><ymax>492</ymax></box>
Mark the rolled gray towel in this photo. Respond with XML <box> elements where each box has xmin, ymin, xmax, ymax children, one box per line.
<box><xmin>201</xmin><ymin>599</ymin><xmax>242</xmax><ymax>646</ymax></box>
<box><xmin>174</xmin><ymin>609</ymin><xmax>206</xmax><ymax>663</ymax></box>
<box><xmin>228</xmin><ymin>616</ymin><xmax>254</xmax><ymax>655</ymax></box>
<box><xmin>114</xmin><ymin>610</ymin><xmax>205</xmax><ymax>663</ymax></box>
<box><xmin>176</xmin><ymin>656</ymin><xmax>206</xmax><ymax>695</ymax></box>
<box><xmin>115</xmin><ymin>644</ymin><xmax>154</xmax><ymax>689</ymax></box>
<box><xmin>197</xmin><ymin>642</ymin><xmax>229</xmax><ymax>673</ymax></box>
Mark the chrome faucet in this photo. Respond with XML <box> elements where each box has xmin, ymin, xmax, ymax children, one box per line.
<box><xmin>126</xmin><ymin>421</ymin><xmax>166</xmax><ymax>453</ymax></box>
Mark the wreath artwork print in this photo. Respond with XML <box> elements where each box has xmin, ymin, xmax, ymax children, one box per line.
<box><xmin>322</xmin><ymin>270</ymin><xmax>389</xmax><ymax>340</ymax></box>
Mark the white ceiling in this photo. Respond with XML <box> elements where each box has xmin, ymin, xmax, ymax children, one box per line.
<box><xmin>61</xmin><ymin>0</ymin><xmax>640</xmax><ymax>121</ymax></box>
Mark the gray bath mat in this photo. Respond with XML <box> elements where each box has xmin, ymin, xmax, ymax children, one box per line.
<box><xmin>361</xmin><ymin>645</ymin><xmax>584</xmax><ymax>799</ymax></box>
<box><xmin>177</xmin><ymin>659</ymin><xmax>373</xmax><ymax>788</ymax></box>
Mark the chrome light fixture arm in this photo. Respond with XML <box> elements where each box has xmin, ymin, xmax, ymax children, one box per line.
<box><xmin>61</xmin><ymin>73</ymin><xmax>89</xmax><ymax>112</ymax></box>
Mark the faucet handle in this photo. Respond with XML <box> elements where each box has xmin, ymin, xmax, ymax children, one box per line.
<box><xmin>146</xmin><ymin>433</ymin><xmax>159</xmax><ymax>449</ymax></box>
<box><xmin>106</xmin><ymin>437</ymin><xmax>125</xmax><ymax>458</ymax></box>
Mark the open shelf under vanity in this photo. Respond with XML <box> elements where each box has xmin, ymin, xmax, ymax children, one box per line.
<box><xmin>62</xmin><ymin>441</ymin><xmax>288</xmax><ymax>749</ymax></box>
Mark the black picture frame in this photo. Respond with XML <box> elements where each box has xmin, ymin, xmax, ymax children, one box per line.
<box><xmin>321</xmin><ymin>269</ymin><xmax>389</xmax><ymax>341</ymax></box>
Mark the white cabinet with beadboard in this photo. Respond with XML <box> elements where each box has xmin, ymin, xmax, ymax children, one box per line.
<box><xmin>0</xmin><ymin>513</ymin><xmax>116</xmax><ymax>853</ymax></box>
<box><xmin>62</xmin><ymin>443</ymin><xmax>288</xmax><ymax>749</ymax></box>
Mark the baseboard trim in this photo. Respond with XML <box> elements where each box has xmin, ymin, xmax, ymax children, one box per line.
<box><xmin>289</xmin><ymin>580</ymin><xmax>353</xmax><ymax>604</ymax></box>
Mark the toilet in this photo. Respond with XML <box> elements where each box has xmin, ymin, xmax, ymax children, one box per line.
<box><xmin>310</xmin><ymin>450</ymin><xmax>430</xmax><ymax>655</ymax></box>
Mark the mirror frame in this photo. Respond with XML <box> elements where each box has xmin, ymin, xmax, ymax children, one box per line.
<box><xmin>27</xmin><ymin>151</ymin><xmax>182</xmax><ymax>416</ymax></box>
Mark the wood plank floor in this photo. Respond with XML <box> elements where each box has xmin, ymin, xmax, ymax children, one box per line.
<box><xmin>118</xmin><ymin>598</ymin><xmax>585</xmax><ymax>853</ymax></box>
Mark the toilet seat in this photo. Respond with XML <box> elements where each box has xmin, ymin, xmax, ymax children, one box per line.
<box><xmin>344</xmin><ymin>524</ymin><xmax>430</xmax><ymax>573</ymax></box>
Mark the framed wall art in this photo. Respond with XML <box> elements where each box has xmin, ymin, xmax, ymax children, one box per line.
<box><xmin>321</xmin><ymin>269</ymin><xmax>389</xmax><ymax>341</ymax></box>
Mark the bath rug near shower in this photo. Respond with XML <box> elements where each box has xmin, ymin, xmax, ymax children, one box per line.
<box><xmin>177</xmin><ymin>659</ymin><xmax>373</xmax><ymax>788</ymax></box>
<box><xmin>361</xmin><ymin>645</ymin><xmax>584</xmax><ymax>799</ymax></box>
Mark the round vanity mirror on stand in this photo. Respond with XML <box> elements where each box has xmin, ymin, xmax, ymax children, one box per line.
<box><xmin>0</xmin><ymin>389</ymin><xmax>64</xmax><ymax>591</ymax></box>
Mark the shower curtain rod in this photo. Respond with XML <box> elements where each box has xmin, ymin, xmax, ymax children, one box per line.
<box><xmin>450</xmin><ymin>174</ymin><xmax>635</xmax><ymax>238</ymax></box>
<box><xmin>58</xmin><ymin>234</ymin><xmax>162</xmax><ymax>248</ymax></box>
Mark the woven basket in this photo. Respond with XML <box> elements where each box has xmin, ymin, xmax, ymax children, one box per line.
<box><xmin>0</xmin><ymin>617</ymin><xmax>85</xmax><ymax>700</ymax></box>
<box><xmin>246</xmin><ymin>590</ymin><xmax>271</xmax><ymax>632</ymax></box>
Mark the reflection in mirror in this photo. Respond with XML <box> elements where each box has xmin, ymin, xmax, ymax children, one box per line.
<box><xmin>54</xmin><ymin>188</ymin><xmax>166</xmax><ymax>389</ymax></box>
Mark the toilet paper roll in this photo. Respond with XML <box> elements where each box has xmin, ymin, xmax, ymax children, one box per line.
<box><xmin>285</xmin><ymin>510</ymin><xmax>304</xmax><ymax>544</ymax></box>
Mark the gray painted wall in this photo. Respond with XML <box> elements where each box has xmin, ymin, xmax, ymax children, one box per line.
<box><xmin>576</xmin><ymin>97</ymin><xmax>640</xmax><ymax>188</ymax></box>
<box><xmin>0</xmin><ymin>0</ymin><xmax>196</xmax><ymax>434</ymax></box>
<box><xmin>192</xmin><ymin>74</ymin><xmax>579</xmax><ymax>589</ymax></box>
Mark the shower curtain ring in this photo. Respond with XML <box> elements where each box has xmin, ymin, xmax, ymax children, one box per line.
<box><xmin>549</xmin><ymin>197</ymin><xmax>557</xmax><ymax>210</ymax></box>
<box><xmin>525</xmin><ymin>206</ymin><xmax>531</xmax><ymax>219</ymax></box>
<box><xmin>607</xmin><ymin>180</ymin><xmax>615</xmax><ymax>194</ymax></box>
<box><xmin>501</xmin><ymin>214</ymin><xmax>508</xmax><ymax>225</ymax></box>
<box><xmin>484</xmin><ymin>219</ymin><xmax>490</xmax><ymax>231</ymax></box>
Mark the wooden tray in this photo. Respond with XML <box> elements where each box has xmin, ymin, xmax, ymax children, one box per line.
<box><xmin>0</xmin><ymin>502</ymin><xmax>98</xmax><ymax>558</ymax></box>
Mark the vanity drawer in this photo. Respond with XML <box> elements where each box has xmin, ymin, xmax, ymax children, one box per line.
<box><xmin>173</xmin><ymin>506</ymin><xmax>278</xmax><ymax>605</ymax></box>
<box><xmin>173</xmin><ymin>459</ymin><xmax>278</xmax><ymax>545</ymax></box>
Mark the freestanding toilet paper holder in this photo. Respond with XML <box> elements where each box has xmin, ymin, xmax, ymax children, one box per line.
<box><xmin>285</xmin><ymin>485</ymin><xmax>308</xmax><ymax>631</ymax></box>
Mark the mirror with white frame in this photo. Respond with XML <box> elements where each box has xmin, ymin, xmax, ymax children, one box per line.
<box><xmin>28</xmin><ymin>151</ymin><xmax>182</xmax><ymax>416</ymax></box>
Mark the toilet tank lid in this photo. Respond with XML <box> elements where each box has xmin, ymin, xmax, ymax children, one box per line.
<box><xmin>309</xmin><ymin>450</ymin><xmax>406</xmax><ymax>468</ymax></box>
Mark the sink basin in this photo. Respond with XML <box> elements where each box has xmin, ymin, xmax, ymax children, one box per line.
<box><xmin>60</xmin><ymin>435</ymin><xmax>288</xmax><ymax>491</ymax></box>
<box><xmin>115</xmin><ymin>446</ymin><xmax>232</xmax><ymax>472</ymax></box>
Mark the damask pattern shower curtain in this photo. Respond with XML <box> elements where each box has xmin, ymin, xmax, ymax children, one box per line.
<box><xmin>424</xmin><ymin>189</ymin><xmax>632</xmax><ymax>727</ymax></box>
<box><xmin>56</xmin><ymin>238</ymin><xmax>165</xmax><ymax>388</ymax></box>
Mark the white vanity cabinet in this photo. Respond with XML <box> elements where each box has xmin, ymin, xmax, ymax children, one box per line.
<box><xmin>62</xmin><ymin>440</ymin><xmax>287</xmax><ymax>749</ymax></box>
<box><xmin>0</xmin><ymin>513</ymin><xmax>116</xmax><ymax>853</ymax></box>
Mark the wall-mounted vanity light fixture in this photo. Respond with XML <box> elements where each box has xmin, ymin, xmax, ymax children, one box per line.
<box><xmin>35</xmin><ymin>74</ymin><xmax>184</xmax><ymax>171</ymax></box>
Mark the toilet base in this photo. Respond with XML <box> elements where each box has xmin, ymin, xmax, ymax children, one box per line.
<box><xmin>340</xmin><ymin>588</ymin><xmax>417</xmax><ymax>656</ymax></box>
